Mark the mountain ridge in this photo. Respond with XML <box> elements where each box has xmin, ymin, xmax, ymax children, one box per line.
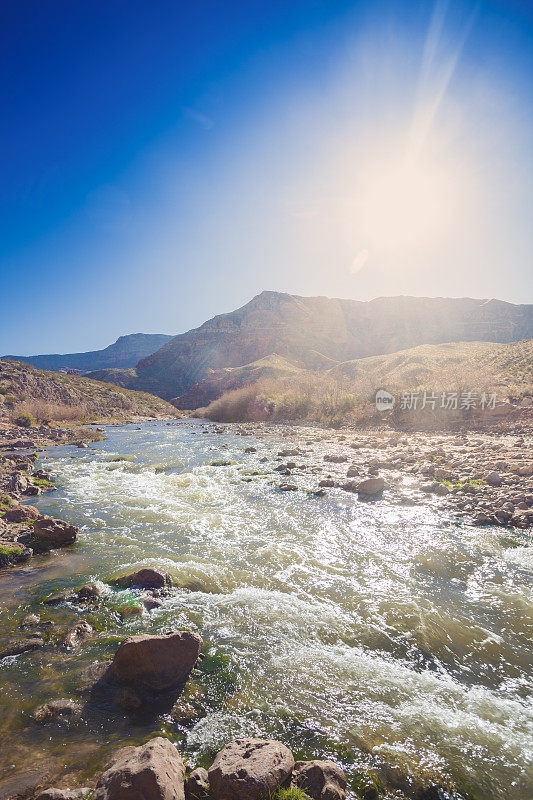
<box><xmin>4</xmin><ymin>332</ymin><xmax>173</xmax><ymax>373</ymax></box>
<box><xmin>88</xmin><ymin>291</ymin><xmax>533</xmax><ymax>402</ymax></box>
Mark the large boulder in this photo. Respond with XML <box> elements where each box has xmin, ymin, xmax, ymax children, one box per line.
<box><xmin>3</xmin><ymin>504</ymin><xmax>40</xmax><ymax>522</ymax></box>
<box><xmin>95</xmin><ymin>737</ymin><xmax>186</xmax><ymax>800</ymax></box>
<box><xmin>208</xmin><ymin>738</ymin><xmax>294</xmax><ymax>800</ymax></box>
<box><xmin>111</xmin><ymin>631</ymin><xmax>202</xmax><ymax>692</ymax></box>
<box><xmin>32</xmin><ymin>517</ymin><xmax>78</xmax><ymax>551</ymax></box>
<box><xmin>114</xmin><ymin>568</ymin><xmax>171</xmax><ymax>590</ymax></box>
<box><xmin>357</xmin><ymin>477</ymin><xmax>385</xmax><ymax>496</ymax></box>
<box><xmin>292</xmin><ymin>760</ymin><xmax>347</xmax><ymax>800</ymax></box>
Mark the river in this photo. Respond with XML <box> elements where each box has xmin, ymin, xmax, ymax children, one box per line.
<box><xmin>0</xmin><ymin>420</ymin><xmax>531</xmax><ymax>799</ymax></box>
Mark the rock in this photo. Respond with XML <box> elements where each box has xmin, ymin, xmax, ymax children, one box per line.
<box><xmin>346</xmin><ymin>466</ymin><xmax>359</xmax><ymax>478</ymax></box>
<box><xmin>77</xmin><ymin>583</ymin><xmax>102</xmax><ymax>601</ymax></box>
<box><xmin>278</xmin><ymin>483</ymin><xmax>297</xmax><ymax>491</ymax></box>
<box><xmin>292</xmin><ymin>760</ymin><xmax>347</xmax><ymax>800</ymax></box>
<box><xmin>0</xmin><ymin>637</ymin><xmax>44</xmax><ymax>658</ymax></box>
<box><xmin>43</xmin><ymin>590</ymin><xmax>72</xmax><ymax>605</ymax></box>
<box><xmin>114</xmin><ymin>568</ymin><xmax>171</xmax><ymax>590</ymax></box>
<box><xmin>185</xmin><ymin>768</ymin><xmax>209</xmax><ymax>800</ymax></box>
<box><xmin>318</xmin><ymin>479</ymin><xmax>335</xmax><ymax>488</ymax></box>
<box><xmin>63</xmin><ymin>621</ymin><xmax>93</xmax><ymax>649</ymax></box>
<box><xmin>32</xmin><ymin>517</ymin><xmax>78</xmax><ymax>551</ymax></box>
<box><xmin>3</xmin><ymin>504</ymin><xmax>40</xmax><ymax>522</ymax></box>
<box><xmin>111</xmin><ymin>631</ymin><xmax>202</xmax><ymax>692</ymax></box>
<box><xmin>433</xmin><ymin>482</ymin><xmax>449</xmax><ymax>496</ymax></box>
<box><xmin>208</xmin><ymin>738</ymin><xmax>294</xmax><ymax>800</ymax></box>
<box><xmin>21</xmin><ymin>613</ymin><xmax>40</xmax><ymax>627</ymax></box>
<box><xmin>32</xmin><ymin>698</ymin><xmax>81</xmax><ymax>725</ymax></box>
<box><xmin>324</xmin><ymin>455</ymin><xmax>347</xmax><ymax>463</ymax></box>
<box><xmin>36</xmin><ymin>789</ymin><xmax>91</xmax><ymax>800</ymax></box>
<box><xmin>473</xmin><ymin>512</ymin><xmax>493</xmax><ymax>526</ymax></box>
<box><xmin>244</xmin><ymin>447</ymin><xmax>257</xmax><ymax>453</ymax></box>
<box><xmin>486</xmin><ymin>471</ymin><xmax>502</xmax><ymax>487</ymax></box>
<box><xmin>278</xmin><ymin>450</ymin><xmax>299</xmax><ymax>457</ymax></box>
<box><xmin>94</xmin><ymin>737</ymin><xmax>186</xmax><ymax>800</ymax></box>
<box><xmin>357</xmin><ymin>477</ymin><xmax>385</xmax><ymax>496</ymax></box>
<box><xmin>143</xmin><ymin>597</ymin><xmax>163</xmax><ymax>611</ymax></box>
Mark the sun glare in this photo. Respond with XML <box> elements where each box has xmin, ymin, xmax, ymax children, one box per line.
<box><xmin>358</xmin><ymin>152</ymin><xmax>456</xmax><ymax>252</ymax></box>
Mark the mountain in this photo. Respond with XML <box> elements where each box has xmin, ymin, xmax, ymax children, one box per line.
<box><xmin>4</xmin><ymin>333</ymin><xmax>173</xmax><ymax>373</ymax></box>
<box><xmin>87</xmin><ymin>291</ymin><xmax>533</xmax><ymax>402</ymax></box>
<box><xmin>0</xmin><ymin>359</ymin><xmax>177</xmax><ymax>422</ymax></box>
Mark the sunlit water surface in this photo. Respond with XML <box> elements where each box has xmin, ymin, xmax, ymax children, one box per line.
<box><xmin>0</xmin><ymin>421</ymin><xmax>531</xmax><ymax>799</ymax></box>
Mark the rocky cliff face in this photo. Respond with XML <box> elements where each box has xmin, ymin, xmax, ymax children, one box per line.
<box><xmin>4</xmin><ymin>333</ymin><xmax>173</xmax><ymax>373</ymax></box>
<box><xmin>88</xmin><ymin>292</ymin><xmax>533</xmax><ymax>401</ymax></box>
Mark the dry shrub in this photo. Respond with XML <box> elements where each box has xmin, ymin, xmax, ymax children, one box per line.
<box><xmin>11</xmin><ymin>399</ymin><xmax>90</xmax><ymax>424</ymax></box>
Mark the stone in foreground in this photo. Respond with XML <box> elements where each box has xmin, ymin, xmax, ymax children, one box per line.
<box><xmin>292</xmin><ymin>760</ymin><xmax>347</xmax><ymax>800</ymax></box>
<box><xmin>114</xmin><ymin>567</ymin><xmax>171</xmax><ymax>589</ymax></box>
<box><xmin>208</xmin><ymin>738</ymin><xmax>294</xmax><ymax>800</ymax></box>
<box><xmin>32</xmin><ymin>698</ymin><xmax>81</xmax><ymax>725</ymax></box>
<box><xmin>111</xmin><ymin>631</ymin><xmax>202</xmax><ymax>692</ymax></box>
<box><xmin>32</xmin><ymin>517</ymin><xmax>78</xmax><ymax>551</ymax></box>
<box><xmin>95</xmin><ymin>737</ymin><xmax>185</xmax><ymax>800</ymax></box>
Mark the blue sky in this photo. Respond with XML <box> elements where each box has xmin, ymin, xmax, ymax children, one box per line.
<box><xmin>1</xmin><ymin>0</ymin><xmax>532</xmax><ymax>354</ymax></box>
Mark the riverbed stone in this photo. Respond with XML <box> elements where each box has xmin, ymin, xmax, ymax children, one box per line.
<box><xmin>36</xmin><ymin>789</ymin><xmax>91</xmax><ymax>800</ymax></box>
<box><xmin>111</xmin><ymin>630</ymin><xmax>202</xmax><ymax>692</ymax></box>
<box><xmin>32</xmin><ymin>698</ymin><xmax>81</xmax><ymax>725</ymax></box>
<box><xmin>357</xmin><ymin>477</ymin><xmax>385</xmax><ymax>496</ymax></box>
<box><xmin>94</xmin><ymin>737</ymin><xmax>186</xmax><ymax>800</ymax></box>
<box><xmin>185</xmin><ymin>768</ymin><xmax>209</xmax><ymax>800</ymax></box>
<box><xmin>63</xmin><ymin>621</ymin><xmax>93</xmax><ymax>649</ymax></box>
<box><xmin>114</xmin><ymin>568</ymin><xmax>171</xmax><ymax>590</ymax></box>
<box><xmin>3</xmin><ymin>504</ymin><xmax>40</xmax><ymax>522</ymax></box>
<box><xmin>292</xmin><ymin>760</ymin><xmax>347</xmax><ymax>800</ymax></box>
<box><xmin>32</xmin><ymin>516</ymin><xmax>78</xmax><ymax>551</ymax></box>
<box><xmin>0</xmin><ymin>637</ymin><xmax>44</xmax><ymax>658</ymax></box>
<box><xmin>208</xmin><ymin>738</ymin><xmax>294</xmax><ymax>800</ymax></box>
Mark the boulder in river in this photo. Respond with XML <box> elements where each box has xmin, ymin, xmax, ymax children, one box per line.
<box><xmin>111</xmin><ymin>630</ymin><xmax>202</xmax><ymax>692</ymax></box>
<box><xmin>63</xmin><ymin>621</ymin><xmax>93</xmax><ymax>649</ymax></box>
<box><xmin>208</xmin><ymin>738</ymin><xmax>294</xmax><ymax>800</ymax></box>
<box><xmin>114</xmin><ymin>567</ymin><xmax>171</xmax><ymax>590</ymax></box>
<box><xmin>357</xmin><ymin>477</ymin><xmax>385</xmax><ymax>496</ymax></box>
<box><xmin>292</xmin><ymin>760</ymin><xmax>347</xmax><ymax>800</ymax></box>
<box><xmin>32</xmin><ymin>516</ymin><xmax>78</xmax><ymax>551</ymax></box>
<box><xmin>95</xmin><ymin>737</ymin><xmax>186</xmax><ymax>800</ymax></box>
<box><xmin>32</xmin><ymin>698</ymin><xmax>81</xmax><ymax>725</ymax></box>
<box><xmin>36</xmin><ymin>789</ymin><xmax>91</xmax><ymax>800</ymax></box>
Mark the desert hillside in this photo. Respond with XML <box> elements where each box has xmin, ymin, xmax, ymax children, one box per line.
<box><xmin>87</xmin><ymin>292</ymin><xmax>533</xmax><ymax>400</ymax></box>
<box><xmin>0</xmin><ymin>359</ymin><xmax>177</xmax><ymax>424</ymax></box>
<box><xmin>194</xmin><ymin>339</ymin><xmax>533</xmax><ymax>427</ymax></box>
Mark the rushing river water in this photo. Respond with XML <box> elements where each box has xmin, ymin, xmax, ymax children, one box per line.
<box><xmin>0</xmin><ymin>420</ymin><xmax>531</xmax><ymax>799</ymax></box>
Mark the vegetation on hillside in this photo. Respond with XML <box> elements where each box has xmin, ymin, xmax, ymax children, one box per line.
<box><xmin>0</xmin><ymin>359</ymin><xmax>178</xmax><ymax>424</ymax></box>
<box><xmin>194</xmin><ymin>340</ymin><xmax>533</xmax><ymax>428</ymax></box>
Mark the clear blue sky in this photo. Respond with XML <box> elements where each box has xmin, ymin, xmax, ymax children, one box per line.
<box><xmin>1</xmin><ymin>0</ymin><xmax>532</xmax><ymax>354</ymax></box>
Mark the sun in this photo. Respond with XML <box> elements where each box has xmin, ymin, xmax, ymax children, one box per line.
<box><xmin>358</xmin><ymin>151</ymin><xmax>456</xmax><ymax>253</ymax></box>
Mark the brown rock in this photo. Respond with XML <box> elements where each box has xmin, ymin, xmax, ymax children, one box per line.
<box><xmin>77</xmin><ymin>583</ymin><xmax>102</xmax><ymax>601</ymax></box>
<box><xmin>0</xmin><ymin>637</ymin><xmax>44</xmax><ymax>658</ymax></box>
<box><xmin>292</xmin><ymin>760</ymin><xmax>347</xmax><ymax>800</ymax></box>
<box><xmin>185</xmin><ymin>769</ymin><xmax>209</xmax><ymax>800</ymax></box>
<box><xmin>94</xmin><ymin>737</ymin><xmax>186</xmax><ymax>800</ymax></box>
<box><xmin>63</xmin><ymin>622</ymin><xmax>93</xmax><ymax>649</ymax></box>
<box><xmin>32</xmin><ymin>517</ymin><xmax>78</xmax><ymax>551</ymax></box>
<box><xmin>111</xmin><ymin>631</ymin><xmax>202</xmax><ymax>692</ymax></box>
<box><xmin>36</xmin><ymin>789</ymin><xmax>90</xmax><ymax>800</ymax></box>
<box><xmin>3</xmin><ymin>504</ymin><xmax>40</xmax><ymax>522</ymax></box>
<box><xmin>32</xmin><ymin>698</ymin><xmax>81</xmax><ymax>725</ymax></box>
<box><xmin>208</xmin><ymin>738</ymin><xmax>294</xmax><ymax>800</ymax></box>
<box><xmin>114</xmin><ymin>568</ymin><xmax>171</xmax><ymax>590</ymax></box>
<box><xmin>357</xmin><ymin>477</ymin><xmax>385</xmax><ymax>496</ymax></box>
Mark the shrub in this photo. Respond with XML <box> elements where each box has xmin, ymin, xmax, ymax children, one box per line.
<box><xmin>14</xmin><ymin>412</ymin><xmax>34</xmax><ymax>428</ymax></box>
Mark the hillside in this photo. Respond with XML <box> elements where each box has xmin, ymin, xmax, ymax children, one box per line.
<box><xmin>4</xmin><ymin>332</ymin><xmax>173</xmax><ymax>373</ymax></box>
<box><xmin>89</xmin><ymin>291</ymin><xmax>533</xmax><ymax>401</ymax></box>
<box><xmin>194</xmin><ymin>339</ymin><xmax>533</xmax><ymax>428</ymax></box>
<box><xmin>0</xmin><ymin>359</ymin><xmax>177</xmax><ymax>423</ymax></box>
